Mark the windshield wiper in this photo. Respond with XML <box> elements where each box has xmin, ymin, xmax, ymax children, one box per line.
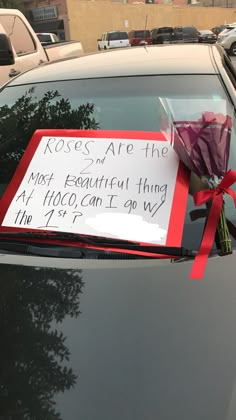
<box><xmin>0</xmin><ymin>231</ymin><xmax>196</xmax><ymax>258</ymax></box>
<box><xmin>0</xmin><ymin>241</ymin><xmax>84</xmax><ymax>258</ymax></box>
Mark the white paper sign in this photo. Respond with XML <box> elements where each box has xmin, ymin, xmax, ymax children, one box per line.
<box><xmin>1</xmin><ymin>131</ymin><xmax>187</xmax><ymax>245</ymax></box>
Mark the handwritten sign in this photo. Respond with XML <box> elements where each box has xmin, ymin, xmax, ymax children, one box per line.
<box><xmin>0</xmin><ymin>130</ymin><xmax>189</xmax><ymax>246</ymax></box>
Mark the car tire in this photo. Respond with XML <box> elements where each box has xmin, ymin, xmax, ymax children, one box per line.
<box><xmin>229</xmin><ymin>42</ymin><xmax>236</xmax><ymax>56</ymax></box>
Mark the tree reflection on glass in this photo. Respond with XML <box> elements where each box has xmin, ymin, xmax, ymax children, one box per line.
<box><xmin>0</xmin><ymin>265</ymin><xmax>84</xmax><ymax>419</ymax></box>
<box><xmin>0</xmin><ymin>88</ymin><xmax>99</xmax><ymax>194</ymax></box>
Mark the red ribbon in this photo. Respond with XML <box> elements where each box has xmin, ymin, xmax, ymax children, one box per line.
<box><xmin>190</xmin><ymin>169</ymin><xmax>236</xmax><ymax>280</ymax></box>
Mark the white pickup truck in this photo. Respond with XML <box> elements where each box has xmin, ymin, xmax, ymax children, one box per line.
<box><xmin>0</xmin><ymin>9</ymin><xmax>84</xmax><ymax>86</ymax></box>
<box><xmin>36</xmin><ymin>32</ymin><xmax>60</xmax><ymax>45</ymax></box>
<box><xmin>97</xmin><ymin>31</ymin><xmax>130</xmax><ymax>50</ymax></box>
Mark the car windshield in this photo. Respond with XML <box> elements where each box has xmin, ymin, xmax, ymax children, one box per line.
<box><xmin>108</xmin><ymin>32</ymin><xmax>128</xmax><ymax>40</ymax></box>
<box><xmin>159</xmin><ymin>27</ymin><xmax>173</xmax><ymax>33</ymax></box>
<box><xmin>0</xmin><ymin>75</ymin><xmax>235</xmax><ymax>251</ymax></box>
<box><xmin>212</xmin><ymin>26</ymin><xmax>226</xmax><ymax>34</ymax></box>
<box><xmin>37</xmin><ymin>34</ymin><xmax>53</xmax><ymax>43</ymax></box>
<box><xmin>183</xmin><ymin>26</ymin><xmax>197</xmax><ymax>34</ymax></box>
<box><xmin>134</xmin><ymin>30</ymin><xmax>150</xmax><ymax>37</ymax></box>
<box><xmin>222</xmin><ymin>27</ymin><xmax>236</xmax><ymax>34</ymax></box>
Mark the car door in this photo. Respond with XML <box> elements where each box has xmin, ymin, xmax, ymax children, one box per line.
<box><xmin>0</xmin><ymin>14</ymin><xmax>46</xmax><ymax>86</ymax></box>
<box><xmin>119</xmin><ymin>31</ymin><xmax>130</xmax><ymax>48</ymax></box>
<box><xmin>161</xmin><ymin>27</ymin><xmax>175</xmax><ymax>44</ymax></box>
<box><xmin>150</xmin><ymin>28</ymin><xmax>157</xmax><ymax>43</ymax></box>
<box><xmin>174</xmin><ymin>27</ymin><xmax>184</xmax><ymax>43</ymax></box>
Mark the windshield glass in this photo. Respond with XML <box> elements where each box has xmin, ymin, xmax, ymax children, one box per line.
<box><xmin>0</xmin><ymin>75</ymin><xmax>235</xmax><ymax>251</ymax></box>
<box><xmin>222</xmin><ymin>27</ymin><xmax>235</xmax><ymax>34</ymax></box>
<box><xmin>37</xmin><ymin>34</ymin><xmax>53</xmax><ymax>42</ymax></box>
<box><xmin>159</xmin><ymin>27</ymin><xmax>173</xmax><ymax>33</ymax></box>
<box><xmin>108</xmin><ymin>32</ymin><xmax>128</xmax><ymax>40</ymax></box>
<box><xmin>134</xmin><ymin>30</ymin><xmax>150</xmax><ymax>37</ymax></box>
<box><xmin>183</xmin><ymin>26</ymin><xmax>197</xmax><ymax>34</ymax></box>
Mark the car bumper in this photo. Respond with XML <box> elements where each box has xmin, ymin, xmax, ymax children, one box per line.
<box><xmin>199</xmin><ymin>38</ymin><xmax>217</xmax><ymax>43</ymax></box>
<box><xmin>217</xmin><ymin>39</ymin><xmax>230</xmax><ymax>48</ymax></box>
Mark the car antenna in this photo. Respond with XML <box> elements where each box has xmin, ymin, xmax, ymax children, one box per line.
<box><xmin>143</xmin><ymin>14</ymin><xmax>148</xmax><ymax>52</ymax></box>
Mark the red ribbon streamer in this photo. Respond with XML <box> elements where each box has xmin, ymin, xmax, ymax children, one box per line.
<box><xmin>190</xmin><ymin>169</ymin><xmax>236</xmax><ymax>280</ymax></box>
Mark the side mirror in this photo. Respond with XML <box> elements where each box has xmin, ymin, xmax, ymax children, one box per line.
<box><xmin>97</xmin><ymin>38</ymin><xmax>102</xmax><ymax>42</ymax></box>
<box><xmin>0</xmin><ymin>33</ymin><xmax>15</xmax><ymax>65</ymax></box>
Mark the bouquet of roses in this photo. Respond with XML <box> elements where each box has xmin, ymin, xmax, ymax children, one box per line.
<box><xmin>162</xmin><ymin>108</ymin><xmax>236</xmax><ymax>279</ymax></box>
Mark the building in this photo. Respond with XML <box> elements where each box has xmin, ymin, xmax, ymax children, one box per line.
<box><xmin>24</xmin><ymin>0</ymin><xmax>70</xmax><ymax>40</ymax></box>
<box><xmin>23</xmin><ymin>0</ymin><xmax>236</xmax><ymax>50</ymax></box>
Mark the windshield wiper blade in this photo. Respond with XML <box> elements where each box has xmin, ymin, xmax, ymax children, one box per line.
<box><xmin>0</xmin><ymin>231</ymin><xmax>196</xmax><ymax>258</ymax></box>
<box><xmin>0</xmin><ymin>241</ymin><xmax>84</xmax><ymax>258</ymax></box>
<box><xmin>0</xmin><ymin>231</ymin><xmax>121</xmax><ymax>245</ymax></box>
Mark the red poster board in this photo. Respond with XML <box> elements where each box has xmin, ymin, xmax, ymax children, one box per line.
<box><xmin>0</xmin><ymin>129</ymin><xmax>189</xmax><ymax>255</ymax></box>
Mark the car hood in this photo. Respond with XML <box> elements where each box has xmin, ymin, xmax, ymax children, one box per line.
<box><xmin>0</xmin><ymin>252</ymin><xmax>236</xmax><ymax>420</ymax></box>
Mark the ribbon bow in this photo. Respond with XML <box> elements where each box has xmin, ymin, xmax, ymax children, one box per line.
<box><xmin>190</xmin><ymin>169</ymin><xmax>236</xmax><ymax>280</ymax></box>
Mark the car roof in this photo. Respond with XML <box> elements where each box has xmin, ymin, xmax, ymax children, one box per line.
<box><xmin>8</xmin><ymin>44</ymin><xmax>222</xmax><ymax>87</ymax></box>
<box><xmin>131</xmin><ymin>29</ymin><xmax>149</xmax><ymax>32</ymax></box>
<box><xmin>105</xmin><ymin>30</ymin><xmax>127</xmax><ymax>34</ymax></box>
<box><xmin>158</xmin><ymin>26</ymin><xmax>173</xmax><ymax>29</ymax></box>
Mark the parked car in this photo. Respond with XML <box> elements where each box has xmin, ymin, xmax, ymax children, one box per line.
<box><xmin>151</xmin><ymin>26</ymin><xmax>199</xmax><ymax>44</ymax></box>
<box><xmin>198</xmin><ymin>29</ymin><xmax>217</xmax><ymax>43</ymax></box>
<box><xmin>151</xmin><ymin>26</ymin><xmax>174</xmax><ymax>44</ymax></box>
<box><xmin>217</xmin><ymin>25</ymin><xmax>236</xmax><ymax>55</ymax></box>
<box><xmin>128</xmin><ymin>29</ymin><xmax>152</xmax><ymax>46</ymax></box>
<box><xmin>36</xmin><ymin>32</ymin><xmax>60</xmax><ymax>45</ymax></box>
<box><xmin>0</xmin><ymin>8</ymin><xmax>84</xmax><ymax>86</ymax></box>
<box><xmin>0</xmin><ymin>43</ymin><xmax>236</xmax><ymax>419</ymax></box>
<box><xmin>97</xmin><ymin>31</ymin><xmax>130</xmax><ymax>50</ymax></box>
<box><xmin>212</xmin><ymin>23</ymin><xmax>236</xmax><ymax>38</ymax></box>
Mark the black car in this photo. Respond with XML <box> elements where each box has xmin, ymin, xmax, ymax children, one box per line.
<box><xmin>199</xmin><ymin>30</ymin><xmax>217</xmax><ymax>43</ymax></box>
<box><xmin>151</xmin><ymin>26</ymin><xmax>199</xmax><ymax>44</ymax></box>
<box><xmin>0</xmin><ymin>44</ymin><xmax>236</xmax><ymax>420</ymax></box>
<box><xmin>151</xmin><ymin>26</ymin><xmax>174</xmax><ymax>44</ymax></box>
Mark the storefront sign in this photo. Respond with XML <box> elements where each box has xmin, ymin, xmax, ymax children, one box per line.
<box><xmin>31</xmin><ymin>6</ymin><xmax>58</xmax><ymax>21</ymax></box>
